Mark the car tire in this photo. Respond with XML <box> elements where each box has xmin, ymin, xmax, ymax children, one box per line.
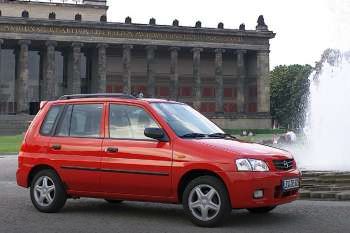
<box><xmin>30</xmin><ymin>169</ymin><xmax>67</xmax><ymax>213</ymax></box>
<box><xmin>182</xmin><ymin>176</ymin><xmax>231</xmax><ymax>227</ymax></box>
<box><xmin>247</xmin><ymin>206</ymin><xmax>276</xmax><ymax>213</ymax></box>
<box><xmin>105</xmin><ymin>199</ymin><xmax>123</xmax><ymax>204</ymax></box>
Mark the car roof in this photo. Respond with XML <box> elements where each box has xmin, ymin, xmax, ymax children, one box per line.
<box><xmin>51</xmin><ymin>94</ymin><xmax>183</xmax><ymax>105</ymax></box>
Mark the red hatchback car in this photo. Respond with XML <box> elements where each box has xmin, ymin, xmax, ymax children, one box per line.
<box><xmin>17</xmin><ymin>94</ymin><xmax>300</xmax><ymax>227</ymax></box>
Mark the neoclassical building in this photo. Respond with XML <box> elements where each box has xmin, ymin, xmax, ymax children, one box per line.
<box><xmin>0</xmin><ymin>0</ymin><xmax>275</xmax><ymax>134</ymax></box>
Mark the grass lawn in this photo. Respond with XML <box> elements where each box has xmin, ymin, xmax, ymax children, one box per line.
<box><xmin>0</xmin><ymin>135</ymin><xmax>23</xmax><ymax>154</ymax></box>
<box><xmin>234</xmin><ymin>134</ymin><xmax>277</xmax><ymax>143</ymax></box>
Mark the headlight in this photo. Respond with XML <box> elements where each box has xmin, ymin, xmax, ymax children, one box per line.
<box><xmin>236</xmin><ymin>159</ymin><xmax>269</xmax><ymax>172</ymax></box>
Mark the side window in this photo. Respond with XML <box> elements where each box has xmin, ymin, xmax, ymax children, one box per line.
<box><xmin>55</xmin><ymin>104</ymin><xmax>103</xmax><ymax>138</ymax></box>
<box><xmin>109</xmin><ymin>104</ymin><xmax>159</xmax><ymax>140</ymax></box>
<box><xmin>56</xmin><ymin>105</ymin><xmax>72</xmax><ymax>137</ymax></box>
<box><xmin>70</xmin><ymin>104</ymin><xmax>103</xmax><ymax>138</ymax></box>
<box><xmin>40</xmin><ymin>105</ymin><xmax>63</xmax><ymax>136</ymax></box>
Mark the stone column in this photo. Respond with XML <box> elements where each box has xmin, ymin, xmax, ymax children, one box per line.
<box><xmin>122</xmin><ymin>45</ymin><xmax>133</xmax><ymax>94</ymax></box>
<box><xmin>236</xmin><ymin>49</ymin><xmax>247</xmax><ymax>113</ymax></box>
<box><xmin>192</xmin><ymin>48</ymin><xmax>203</xmax><ymax>110</ymax></box>
<box><xmin>15</xmin><ymin>40</ymin><xmax>31</xmax><ymax>114</ymax></box>
<box><xmin>256</xmin><ymin>50</ymin><xmax>270</xmax><ymax>113</ymax></box>
<box><xmin>91</xmin><ymin>43</ymin><xmax>108</xmax><ymax>93</ymax></box>
<box><xmin>0</xmin><ymin>39</ymin><xmax>3</xmax><ymax>111</ymax></box>
<box><xmin>42</xmin><ymin>41</ymin><xmax>58</xmax><ymax>100</ymax></box>
<box><xmin>67</xmin><ymin>43</ymin><xmax>83</xmax><ymax>94</ymax></box>
<box><xmin>215</xmin><ymin>48</ymin><xmax>225</xmax><ymax>113</ymax></box>
<box><xmin>146</xmin><ymin>45</ymin><xmax>157</xmax><ymax>97</ymax></box>
<box><xmin>169</xmin><ymin>47</ymin><xmax>180</xmax><ymax>100</ymax></box>
<box><xmin>0</xmin><ymin>39</ymin><xmax>3</xmax><ymax>74</ymax></box>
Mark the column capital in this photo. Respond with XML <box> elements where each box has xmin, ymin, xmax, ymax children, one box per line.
<box><xmin>256</xmin><ymin>49</ymin><xmax>270</xmax><ymax>55</ymax></box>
<box><xmin>145</xmin><ymin>45</ymin><xmax>157</xmax><ymax>51</ymax></box>
<box><xmin>235</xmin><ymin>49</ymin><xmax>247</xmax><ymax>54</ymax></box>
<box><xmin>191</xmin><ymin>47</ymin><xmax>203</xmax><ymax>53</ymax></box>
<box><xmin>45</xmin><ymin>40</ymin><xmax>57</xmax><ymax>47</ymax></box>
<box><xmin>72</xmin><ymin>42</ymin><xmax>83</xmax><ymax>48</ymax></box>
<box><xmin>169</xmin><ymin>46</ymin><xmax>180</xmax><ymax>52</ymax></box>
<box><xmin>18</xmin><ymin>40</ymin><xmax>31</xmax><ymax>46</ymax></box>
<box><xmin>123</xmin><ymin>44</ymin><xmax>133</xmax><ymax>50</ymax></box>
<box><xmin>97</xmin><ymin>43</ymin><xmax>108</xmax><ymax>49</ymax></box>
<box><xmin>215</xmin><ymin>48</ymin><xmax>225</xmax><ymax>54</ymax></box>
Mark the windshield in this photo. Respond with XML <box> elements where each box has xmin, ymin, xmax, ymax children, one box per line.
<box><xmin>151</xmin><ymin>103</ymin><xmax>224</xmax><ymax>137</ymax></box>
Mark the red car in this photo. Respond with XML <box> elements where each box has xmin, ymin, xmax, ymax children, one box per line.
<box><xmin>16</xmin><ymin>94</ymin><xmax>300</xmax><ymax>227</ymax></box>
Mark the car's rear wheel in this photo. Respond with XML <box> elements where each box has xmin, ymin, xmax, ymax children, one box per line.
<box><xmin>247</xmin><ymin>206</ymin><xmax>276</xmax><ymax>213</ymax></box>
<box><xmin>30</xmin><ymin>169</ymin><xmax>67</xmax><ymax>213</ymax></box>
<box><xmin>105</xmin><ymin>199</ymin><xmax>123</xmax><ymax>204</ymax></box>
<box><xmin>182</xmin><ymin>176</ymin><xmax>231</xmax><ymax>227</ymax></box>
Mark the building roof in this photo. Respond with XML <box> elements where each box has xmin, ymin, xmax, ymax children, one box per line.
<box><xmin>0</xmin><ymin>0</ymin><xmax>108</xmax><ymax>9</ymax></box>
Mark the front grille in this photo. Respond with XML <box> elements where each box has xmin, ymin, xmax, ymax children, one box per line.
<box><xmin>273</xmin><ymin>159</ymin><xmax>294</xmax><ymax>171</ymax></box>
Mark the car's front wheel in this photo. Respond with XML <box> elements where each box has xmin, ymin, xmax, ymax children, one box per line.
<box><xmin>30</xmin><ymin>169</ymin><xmax>67</xmax><ymax>213</ymax></box>
<box><xmin>182</xmin><ymin>176</ymin><xmax>231</xmax><ymax>227</ymax></box>
<box><xmin>247</xmin><ymin>206</ymin><xmax>276</xmax><ymax>213</ymax></box>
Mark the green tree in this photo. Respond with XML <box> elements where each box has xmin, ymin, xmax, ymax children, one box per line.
<box><xmin>270</xmin><ymin>64</ymin><xmax>313</xmax><ymax>129</ymax></box>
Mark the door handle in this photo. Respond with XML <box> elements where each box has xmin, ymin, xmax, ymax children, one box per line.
<box><xmin>105</xmin><ymin>147</ymin><xmax>118</xmax><ymax>153</ymax></box>
<box><xmin>51</xmin><ymin>144</ymin><xmax>61</xmax><ymax>150</ymax></box>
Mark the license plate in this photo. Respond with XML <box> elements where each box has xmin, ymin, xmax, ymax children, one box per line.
<box><xmin>282</xmin><ymin>178</ymin><xmax>300</xmax><ymax>191</ymax></box>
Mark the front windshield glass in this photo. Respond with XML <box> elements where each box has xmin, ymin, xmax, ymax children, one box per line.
<box><xmin>151</xmin><ymin>103</ymin><xmax>224</xmax><ymax>137</ymax></box>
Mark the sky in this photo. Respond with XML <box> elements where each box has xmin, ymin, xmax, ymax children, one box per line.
<box><xmin>107</xmin><ymin>0</ymin><xmax>350</xmax><ymax>68</ymax></box>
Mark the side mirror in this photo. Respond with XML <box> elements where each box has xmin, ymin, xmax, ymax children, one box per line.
<box><xmin>144</xmin><ymin>128</ymin><xmax>168</xmax><ymax>142</ymax></box>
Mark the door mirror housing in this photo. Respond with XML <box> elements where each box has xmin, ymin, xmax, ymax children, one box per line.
<box><xmin>144</xmin><ymin>128</ymin><xmax>168</xmax><ymax>142</ymax></box>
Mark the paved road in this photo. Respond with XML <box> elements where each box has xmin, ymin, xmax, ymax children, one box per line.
<box><xmin>1</xmin><ymin>155</ymin><xmax>350</xmax><ymax>233</ymax></box>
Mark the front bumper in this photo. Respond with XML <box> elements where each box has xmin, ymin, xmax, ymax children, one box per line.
<box><xmin>226</xmin><ymin>169</ymin><xmax>301</xmax><ymax>209</ymax></box>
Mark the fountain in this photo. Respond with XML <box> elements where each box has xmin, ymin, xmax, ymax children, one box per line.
<box><xmin>291</xmin><ymin>49</ymin><xmax>350</xmax><ymax>171</ymax></box>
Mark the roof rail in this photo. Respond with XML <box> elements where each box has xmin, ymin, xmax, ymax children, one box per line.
<box><xmin>58</xmin><ymin>93</ymin><xmax>137</xmax><ymax>100</ymax></box>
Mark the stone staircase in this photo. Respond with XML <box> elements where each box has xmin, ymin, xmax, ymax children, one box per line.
<box><xmin>300</xmin><ymin>171</ymin><xmax>350</xmax><ymax>201</ymax></box>
<box><xmin>0</xmin><ymin>115</ymin><xmax>34</xmax><ymax>136</ymax></box>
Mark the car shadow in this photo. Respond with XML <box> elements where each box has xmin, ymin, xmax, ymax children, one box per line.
<box><xmin>60</xmin><ymin>199</ymin><xmax>300</xmax><ymax>228</ymax></box>
<box><xmin>225</xmin><ymin>210</ymin><xmax>299</xmax><ymax>228</ymax></box>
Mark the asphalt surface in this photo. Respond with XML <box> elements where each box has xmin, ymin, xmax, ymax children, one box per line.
<box><xmin>1</xmin><ymin>155</ymin><xmax>350</xmax><ymax>233</ymax></box>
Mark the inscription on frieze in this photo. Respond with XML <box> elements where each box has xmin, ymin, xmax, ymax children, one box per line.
<box><xmin>0</xmin><ymin>23</ymin><xmax>244</xmax><ymax>44</ymax></box>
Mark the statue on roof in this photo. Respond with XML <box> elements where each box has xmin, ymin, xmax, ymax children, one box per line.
<box><xmin>256</xmin><ymin>15</ymin><xmax>268</xmax><ymax>31</ymax></box>
<box><xmin>257</xmin><ymin>15</ymin><xmax>266</xmax><ymax>27</ymax></box>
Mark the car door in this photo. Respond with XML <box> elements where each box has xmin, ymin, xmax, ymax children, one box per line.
<box><xmin>101</xmin><ymin>103</ymin><xmax>173</xmax><ymax>198</ymax></box>
<box><xmin>48</xmin><ymin>103</ymin><xmax>105</xmax><ymax>192</ymax></box>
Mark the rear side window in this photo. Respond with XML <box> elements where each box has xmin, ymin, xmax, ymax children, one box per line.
<box><xmin>56</xmin><ymin>105</ymin><xmax>72</xmax><ymax>137</ymax></box>
<box><xmin>55</xmin><ymin>104</ymin><xmax>103</xmax><ymax>138</ymax></box>
<box><xmin>40</xmin><ymin>105</ymin><xmax>63</xmax><ymax>136</ymax></box>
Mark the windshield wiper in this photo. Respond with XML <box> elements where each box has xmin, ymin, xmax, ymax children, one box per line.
<box><xmin>208</xmin><ymin>133</ymin><xmax>237</xmax><ymax>139</ymax></box>
<box><xmin>181</xmin><ymin>132</ymin><xmax>237</xmax><ymax>139</ymax></box>
<box><xmin>180</xmin><ymin>133</ymin><xmax>206</xmax><ymax>138</ymax></box>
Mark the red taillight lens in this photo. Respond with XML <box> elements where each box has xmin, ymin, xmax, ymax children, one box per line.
<box><xmin>17</xmin><ymin>154</ymin><xmax>23</xmax><ymax>168</ymax></box>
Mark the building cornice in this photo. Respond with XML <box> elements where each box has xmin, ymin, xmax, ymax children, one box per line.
<box><xmin>0</xmin><ymin>17</ymin><xmax>275</xmax><ymax>38</ymax></box>
<box><xmin>0</xmin><ymin>17</ymin><xmax>274</xmax><ymax>50</ymax></box>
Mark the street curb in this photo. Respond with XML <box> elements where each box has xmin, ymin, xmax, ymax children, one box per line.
<box><xmin>0</xmin><ymin>153</ymin><xmax>18</xmax><ymax>156</ymax></box>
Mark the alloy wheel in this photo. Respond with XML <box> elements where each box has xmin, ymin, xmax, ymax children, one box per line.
<box><xmin>188</xmin><ymin>184</ymin><xmax>221</xmax><ymax>221</ymax></box>
<box><xmin>33</xmin><ymin>176</ymin><xmax>56</xmax><ymax>207</ymax></box>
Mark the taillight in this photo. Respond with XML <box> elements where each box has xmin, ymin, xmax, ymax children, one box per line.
<box><xmin>18</xmin><ymin>153</ymin><xmax>23</xmax><ymax>168</ymax></box>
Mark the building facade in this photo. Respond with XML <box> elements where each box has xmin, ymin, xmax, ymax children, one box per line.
<box><xmin>0</xmin><ymin>0</ymin><xmax>275</xmax><ymax>133</ymax></box>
